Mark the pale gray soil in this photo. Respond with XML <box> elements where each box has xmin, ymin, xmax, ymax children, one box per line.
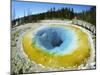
<box><xmin>11</xmin><ymin>20</ymin><xmax>96</xmax><ymax>74</ymax></box>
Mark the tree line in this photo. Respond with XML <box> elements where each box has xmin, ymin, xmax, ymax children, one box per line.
<box><xmin>12</xmin><ymin>6</ymin><xmax>96</xmax><ymax>27</ymax></box>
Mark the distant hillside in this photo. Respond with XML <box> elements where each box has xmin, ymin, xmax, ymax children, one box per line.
<box><xmin>12</xmin><ymin>6</ymin><xmax>96</xmax><ymax>27</ymax></box>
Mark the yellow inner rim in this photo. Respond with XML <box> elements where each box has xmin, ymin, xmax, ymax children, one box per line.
<box><xmin>22</xmin><ymin>25</ymin><xmax>91</xmax><ymax>68</ymax></box>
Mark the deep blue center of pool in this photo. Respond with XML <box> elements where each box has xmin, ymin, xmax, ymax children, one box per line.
<box><xmin>34</xmin><ymin>27</ymin><xmax>76</xmax><ymax>53</ymax></box>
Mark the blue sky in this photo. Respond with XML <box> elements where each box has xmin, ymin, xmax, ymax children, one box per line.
<box><xmin>12</xmin><ymin>1</ymin><xmax>93</xmax><ymax>19</ymax></box>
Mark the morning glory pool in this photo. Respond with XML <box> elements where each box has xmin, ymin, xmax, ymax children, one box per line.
<box><xmin>33</xmin><ymin>26</ymin><xmax>77</xmax><ymax>55</ymax></box>
<box><xmin>22</xmin><ymin>25</ymin><xmax>91</xmax><ymax>68</ymax></box>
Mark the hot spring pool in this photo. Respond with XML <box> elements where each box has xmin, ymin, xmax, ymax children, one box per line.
<box><xmin>22</xmin><ymin>25</ymin><xmax>92</xmax><ymax>68</ymax></box>
<box><xmin>34</xmin><ymin>27</ymin><xmax>77</xmax><ymax>55</ymax></box>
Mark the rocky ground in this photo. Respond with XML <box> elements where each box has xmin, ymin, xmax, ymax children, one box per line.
<box><xmin>11</xmin><ymin>20</ymin><xmax>96</xmax><ymax>74</ymax></box>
